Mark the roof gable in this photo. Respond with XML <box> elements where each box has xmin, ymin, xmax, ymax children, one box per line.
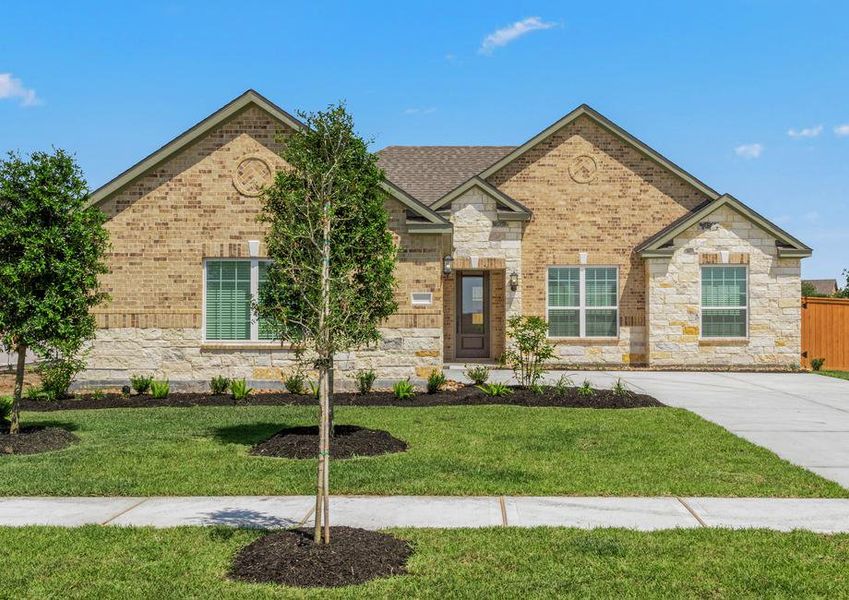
<box><xmin>88</xmin><ymin>90</ymin><xmax>449</xmax><ymax>230</ymax></box>
<box><xmin>429</xmin><ymin>177</ymin><xmax>531</xmax><ymax>220</ymax></box>
<box><xmin>478</xmin><ymin>104</ymin><xmax>721</xmax><ymax>200</ymax></box>
<box><xmin>637</xmin><ymin>194</ymin><xmax>812</xmax><ymax>258</ymax></box>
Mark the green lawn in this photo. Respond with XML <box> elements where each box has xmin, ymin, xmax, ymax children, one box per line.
<box><xmin>1</xmin><ymin>404</ymin><xmax>843</xmax><ymax>497</ymax></box>
<box><xmin>2</xmin><ymin>526</ymin><xmax>849</xmax><ymax>598</ymax></box>
<box><xmin>815</xmin><ymin>370</ymin><xmax>849</xmax><ymax>381</ymax></box>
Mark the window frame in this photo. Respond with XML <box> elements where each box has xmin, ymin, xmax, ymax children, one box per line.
<box><xmin>202</xmin><ymin>258</ymin><xmax>275</xmax><ymax>344</ymax></box>
<box><xmin>699</xmin><ymin>265</ymin><xmax>749</xmax><ymax>340</ymax></box>
<box><xmin>546</xmin><ymin>265</ymin><xmax>620</xmax><ymax>339</ymax></box>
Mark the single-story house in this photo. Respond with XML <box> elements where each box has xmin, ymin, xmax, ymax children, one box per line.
<box><xmin>79</xmin><ymin>90</ymin><xmax>811</xmax><ymax>387</ymax></box>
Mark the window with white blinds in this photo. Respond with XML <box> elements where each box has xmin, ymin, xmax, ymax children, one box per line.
<box><xmin>701</xmin><ymin>266</ymin><xmax>748</xmax><ymax>338</ymax></box>
<box><xmin>547</xmin><ymin>266</ymin><xmax>619</xmax><ymax>338</ymax></box>
<box><xmin>204</xmin><ymin>259</ymin><xmax>273</xmax><ymax>342</ymax></box>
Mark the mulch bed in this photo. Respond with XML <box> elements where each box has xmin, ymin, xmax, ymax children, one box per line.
<box><xmin>20</xmin><ymin>385</ymin><xmax>663</xmax><ymax>411</ymax></box>
<box><xmin>250</xmin><ymin>425</ymin><xmax>407</xmax><ymax>459</ymax></box>
<box><xmin>230</xmin><ymin>526</ymin><xmax>412</xmax><ymax>588</ymax></box>
<box><xmin>0</xmin><ymin>426</ymin><xmax>79</xmax><ymax>455</ymax></box>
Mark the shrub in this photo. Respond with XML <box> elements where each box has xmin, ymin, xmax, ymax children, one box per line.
<box><xmin>130</xmin><ymin>375</ymin><xmax>153</xmax><ymax>395</ymax></box>
<box><xmin>37</xmin><ymin>353</ymin><xmax>86</xmax><ymax>400</ymax></box>
<box><xmin>0</xmin><ymin>395</ymin><xmax>11</xmax><ymax>430</ymax></box>
<box><xmin>90</xmin><ymin>389</ymin><xmax>105</xmax><ymax>401</ymax></box>
<box><xmin>477</xmin><ymin>382</ymin><xmax>512</xmax><ymax>397</ymax></box>
<box><xmin>25</xmin><ymin>386</ymin><xmax>50</xmax><ymax>401</ymax></box>
<box><xmin>392</xmin><ymin>378</ymin><xmax>415</xmax><ymax>400</ymax></box>
<box><xmin>356</xmin><ymin>369</ymin><xmax>377</xmax><ymax>394</ymax></box>
<box><xmin>309</xmin><ymin>381</ymin><xmax>320</xmax><ymax>399</ymax></box>
<box><xmin>466</xmin><ymin>365</ymin><xmax>490</xmax><ymax>385</ymax></box>
<box><xmin>502</xmin><ymin>316</ymin><xmax>554</xmax><ymax>388</ymax></box>
<box><xmin>612</xmin><ymin>378</ymin><xmax>631</xmax><ymax>397</ymax></box>
<box><xmin>230</xmin><ymin>378</ymin><xmax>252</xmax><ymax>401</ymax></box>
<box><xmin>529</xmin><ymin>382</ymin><xmax>545</xmax><ymax>395</ymax></box>
<box><xmin>426</xmin><ymin>370</ymin><xmax>446</xmax><ymax>394</ymax></box>
<box><xmin>811</xmin><ymin>358</ymin><xmax>826</xmax><ymax>371</ymax></box>
<box><xmin>577</xmin><ymin>379</ymin><xmax>594</xmax><ymax>397</ymax></box>
<box><xmin>121</xmin><ymin>386</ymin><xmax>131</xmax><ymax>398</ymax></box>
<box><xmin>210</xmin><ymin>375</ymin><xmax>231</xmax><ymax>395</ymax></box>
<box><xmin>283</xmin><ymin>372</ymin><xmax>306</xmax><ymax>395</ymax></box>
<box><xmin>552</xmin><ymin>374</ymin><xmax>574</xmax><ymax>396</ymax></box>
<box><xmin>150</xmin><ymin>380</ymin><xmax>170</xmax><ymax>399</ymax></box>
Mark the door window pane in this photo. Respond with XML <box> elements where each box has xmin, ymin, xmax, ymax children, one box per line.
<box><xmin>461</xmin><ymin>276</ymin><xmax>485</xmax><ymax>335</ymax></box>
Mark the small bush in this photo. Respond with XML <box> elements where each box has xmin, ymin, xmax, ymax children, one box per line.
<box><xmin>37</xmin><ymin>353</ymin><xmax>85</xmax><ymax>400</ymax></box>
<box><xmin>230</xmin><ymin>378</ymin><xmax>252</xmax><ymax>402</ymax></box>
<box><xmin>130</xmin><ymin>375</ymin><xmax>153</xmax><ymax>395</ymax></box>
<box><xmin>150</xmin><ymin>380</ymin><xmax>170</xmax><ymax>400</ymax></box>
<box><xmin>210</xmin><ymin>376</ymin><xmax>231</xmax><ymax>395</ymax></box>
<box><xmin>392</xmin><ymin>378</ymin><xmax>416</xmax><ymax>400</ymax></box>
<box><xmin>25</xmin><ymin>386</ymin><xmax>50</xmax><ymax>401</ymax></box>
<box><xmin>283</xmin><ymin>373</ymin><xmax>306</xmax><ymax>395</ymax></box>
<box><xmin>466</xmin><ymin>365</ymin><xmax>490</xmax><ymax>385</ymax></box>
<box><xmin>577</xmin><ymin>379</ymin><xmax>595</xmax><ymax>397</ymax></box>
<box><xmin>356</xmin><ymin>369</ymin><xmax>377</xmax><ymax>394</ymax></box>
<box><xmin>611</xmin><ymin>378</ymin><xmax>631</xmax><ymax>397</ymax></box>
<box><xmin>503</xmin><ymin>315</ymin><xmax>554</xmax><ymax>388</ymax></box>
<box><xmin>90</xmin><ymin>389</ymin><xmax>105</xmax><ymax>401</ymax></box>
<box><xmin>427</xmin><ymin>370</ymin><xmax>446</xmax><ymax>394</ymax></box>
<box><xmin>477</xmin><ymin>382</ymin><xmax>512</xmax><ymax>397</ymax></box>
<box><xmin>811</xmin><ymin>358</ymin><xmax>826</xmax><ymax>371</ymax></box>
<box><xmin>121</xmin><ymin>386</ymin><xmax>131</xmax><ymax>398</ymax></box>
<box><xmin>529</xmin><ymin>382</ymin><xmax>545</xmax><ymax>395</ymax></box>
<box><xmin>552</xmin><ymin>374</ymin><xmax>574</xmax><ymax>396</ymax></box>
<box><xmin>0</xmin><ymin>395</ymin><xmax>11</xmax><ymax>429</ymax></box>
<box><xmin>309</xmin><ymin>381</ymin><xmax>320</xmax><ymax>399</ymax></box>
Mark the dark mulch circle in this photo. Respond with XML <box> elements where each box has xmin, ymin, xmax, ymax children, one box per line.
<box><xmin>230</xmin><ymin>526</ymin><xmax>412</xmax><ymax>588</ymax></box>
<box><xmin>21</xmin><ymin>385</ymin><xmax>664</xmax><ymax>411</ymax></box>
<box><xmin>0</xmin><ymin>426</ymin><xmax>79</xmax><ymax>455</ymax></box>
<box><xmin>250</xmin><ymin>425</ymin><xmax>407</xmax><ymax>459</ymax></box>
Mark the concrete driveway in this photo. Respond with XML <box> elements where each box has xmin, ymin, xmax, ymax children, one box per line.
<box><xmin>445</xmin><ymin>367</ymin><xmax>849</xmax><ymax>489</ymax></box>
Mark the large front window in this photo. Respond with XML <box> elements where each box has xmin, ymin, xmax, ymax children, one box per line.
<box><xmin>204</xmin><ymin>259</ymin><xmax>274</xmax><ymax>342</ymax></box>
<box><xmin>701</xmin><ymin>266</ymin><xmax>747</xmax><ymax>338</ymax></box>
<box><xmin>547</xmin><ymin>266</ymin><xmax>619</xmax><ymax>337</ymax></box>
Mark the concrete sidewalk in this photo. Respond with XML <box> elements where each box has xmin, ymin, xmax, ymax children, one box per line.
<box><xmin>2</xmin><ymin>496</ymin><xmax>849</xmax><ymax>533</ymax></box>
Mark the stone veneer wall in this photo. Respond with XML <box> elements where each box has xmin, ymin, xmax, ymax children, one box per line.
<box><xmin>646</xmin><ymin>204</ymin><xmax>801</xmax><ymax>368</ymax></box>
<box><xmin>486</xmin><ymin>114</ymin><xmax>713</xmax><ymax>366</ymax></box>
<box><xmin>81</xmin><ymin>104</ymin><xmax>446</xmax><ymax>387</ymax></box>
<box><xmin>442</xmin><ymin>186</ymin><xmax>523</xmax><ymax>360</ymax></box>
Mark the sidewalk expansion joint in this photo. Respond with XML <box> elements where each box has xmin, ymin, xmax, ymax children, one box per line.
<box><xmin>100</xmin><ymin>498</ymin><xmax>149</xmax><ymax>525</ymax></box>
<box><xmin>676</xmin><ymin>497</ymin><xmax>707</xmax><ymax>527</ymax></box>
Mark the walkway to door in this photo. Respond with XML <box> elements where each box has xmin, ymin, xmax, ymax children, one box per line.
<box><xmin>443</xmin><ymin>368</ymin><xmax>849</xmax><ymax>489</ymax></box>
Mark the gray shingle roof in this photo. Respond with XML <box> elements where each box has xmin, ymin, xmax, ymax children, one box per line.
<box><xmin>377</xmin><ymin>146</ymin><xmax>515</xmax><ymax>205</ymax></box>
<box><xmin>803</xmin><ymin>279</ymin><xmax>839</xmax><ymax>295</ymax></box>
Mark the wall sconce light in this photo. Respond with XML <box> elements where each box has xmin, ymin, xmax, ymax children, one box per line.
<box><xmin>509</xmin><ymin>271</ymin><xmax>519</xmax><ymax>291</ymax></box>
<box><xmin>442</xmin><ymin>255</ymin><xmax>454</xmax><ymax>275</ymax></box>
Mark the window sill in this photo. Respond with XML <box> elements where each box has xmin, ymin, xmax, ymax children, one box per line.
<box><xmin>699</xmin><ymin>338</ymin><xmax>749</xmax><ymax>347</ymax></box>
<box><xmin>201</xmin><ymin>342</ymin><xmax>289</xmax><ymax>352</ymax></box>
<box><xmin>549</xmin><ymin>337</ymin><xmax>620</xmax><ymax>345</ymax></box>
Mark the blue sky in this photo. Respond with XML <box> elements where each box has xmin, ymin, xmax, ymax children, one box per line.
<box><xmin>2</xmin><ymin>1</ymin><xmax>847</xmax><ymax>279</ymax></box>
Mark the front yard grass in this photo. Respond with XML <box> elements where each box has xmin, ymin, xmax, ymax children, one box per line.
<box><xmin>2</xmin><ymin>526</ymin><xmax>849</xmax><ymax>598</ymax></box>
<box><xmin>0</xmin><ymin>404</ymin><xmax>844</xmax><ymax>497</ymax></box>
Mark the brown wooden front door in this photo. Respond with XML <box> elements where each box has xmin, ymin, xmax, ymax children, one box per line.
<box><xmin>456</xmin><ymin>272</ymin><xmax>490</xmax><ymax>359</ymax></box>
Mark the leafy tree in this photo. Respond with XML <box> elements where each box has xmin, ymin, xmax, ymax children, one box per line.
<box><xmin>0</xmin><ymin>149</ymin><xmax>109</xmax><ymax>433</ymax></box>
<box><xmin>837</xmin><ymin>269</ymin><xmax>849</xmax><ymax>299</ymax></box>
<box><xmin>257</xmin><ymin>104</ymin><xmax>397</xmax><ymax>544</ymax></box>
<box><xmin>801</xmin><ymin>281</ymin><xmax>824</xmax><ymax>297</ymax></box>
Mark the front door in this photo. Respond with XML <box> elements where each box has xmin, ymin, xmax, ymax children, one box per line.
<box><xmin>456</xmin><ymin>272</ymin><xmax>490</xmax><ymax>359</ymax></box>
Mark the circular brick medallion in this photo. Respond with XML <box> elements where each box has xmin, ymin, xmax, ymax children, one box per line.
<box><xmin>568</xmin><ymin>154</ymin><xmax>598</xmax><ymax>184</ymax></box>
<box><xmin>233</xmin><ymin>155</ymin><xmax>273</xmax><ymax>196</ymax></box>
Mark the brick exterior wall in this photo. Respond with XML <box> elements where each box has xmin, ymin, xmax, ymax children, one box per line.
<box><xmin>81</xmin><ymin>106</ymin><xmax>445</xmax><ymax>386</ymax></box>
<box><xmin>487</xmin><ymin>114</ymin><xmax>713</xmax><ymax>366</ymax></box>
<box><xmin>646</xmin><ymin>204</ymin><xmax>801</xmax><ymax>368</ymax></box>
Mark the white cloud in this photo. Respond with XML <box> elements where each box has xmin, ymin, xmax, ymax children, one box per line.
<box><xmin>835</xmin><ymin>124</ymin><xmax>849</xmax><ymax>137</ymax></box>
<box><xmin>403</xmin><ymin>107</ymin><xmax>437</xmax><ymax>115</ymax></box>
<box><xmin>787</xmin><ymin>124</ymin><xmax>823</xmax><ymax>138</ymax></box>
<box><xmin>734</xmin><ymin>143</ymin><xmax>763</xmax><ymax>159</ymax></box>
<box><xmin>479</xmin><ymin>16</ymin><xmax>558</xmax><ymax>55</ymax></box>
<box><xmin>0</xmin><ymin>73</ymin><xmax>40</xmax><ymax>107</ymax></box>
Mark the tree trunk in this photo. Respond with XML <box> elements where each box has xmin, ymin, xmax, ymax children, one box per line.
<box><xmin>328</xmin><ymin>356</ymin><xmax>335</xmax><ymax>438</ymax></box>
<box><xmin>314</xmin><ymin>196</ymin><xmax>332</xmax><ymax>545</ymax></box>
<box><xmin>10</xmin><ymin>343</ymin><xmax>26</xmax><ymax>435</ymax></box>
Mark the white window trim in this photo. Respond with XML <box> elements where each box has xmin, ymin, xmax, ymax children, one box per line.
<box><xmin>202</xmin><ymin>257</ymin><xmax>275</xmax><ymax>344</ymax></box>
<box><xmin>546</xmin><ymin>266</ymin><xmax>620</xmax><ymax>339</ymax></box>
<box><xmin>699</xmin><ymin>265</ymin><xmax>749</xmax><ymax>340</ymax></box>
<box><xmin>411</xmin><ymin>291</ymin><xmax>433</xmax><ymax>306</ymax></box>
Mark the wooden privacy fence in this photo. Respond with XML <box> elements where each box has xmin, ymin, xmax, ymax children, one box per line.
<box><xmin>802</xmin><ymin>296</ymin><xmax>849</xmax><ymax>370</ymax></box>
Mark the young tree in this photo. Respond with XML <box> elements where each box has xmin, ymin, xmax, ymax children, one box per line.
<box><xmin>837</xmin><ymin>269</ymin><xmax>849</xmax><ymax>299</ymax></box>
<box><xmin>0</xmin><ymin>149</ymin><xmax>110</xmax><ymax>434</ymax></box>
<box><xmin>257</xmin><ymin>104</ymin><xmax>397</xmax><ymax>544</ymax></box>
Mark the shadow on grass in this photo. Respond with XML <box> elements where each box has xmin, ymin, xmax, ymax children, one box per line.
<box><xmin>22</xmin><ymin>420</ymin><xmax>80</xmax><ymax>433</ymax></box>
<box><xmin>211</xmin><ymin>423</ymin><xmax>287</xmax><ymax>446</ymax></box>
